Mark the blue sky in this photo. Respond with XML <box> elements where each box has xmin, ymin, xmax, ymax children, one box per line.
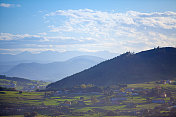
<box><xmin>0</xmin><ymin>0</ymin><xmax>176</xmax><ymax>54</ymax></box>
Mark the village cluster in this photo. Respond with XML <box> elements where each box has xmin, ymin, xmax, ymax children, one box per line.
<box><xmin>0</xmin><ymin>80</ymin><xmax>176</xmax><ymax>117</ymax></box>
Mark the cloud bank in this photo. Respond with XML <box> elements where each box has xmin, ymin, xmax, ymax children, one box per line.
<box><xmin>45</xmin><ymin>9</ymin><xmax>176</xmax><ymax>52</ymax></box>
<box><xmin>0</xmin><ymin>9</ymin><xmax>176</xmax><ymax>54</ymax></box>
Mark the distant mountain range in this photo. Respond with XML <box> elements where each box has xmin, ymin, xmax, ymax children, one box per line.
<box><xmin>4</xmin><ymin>55</ymin><xmax>105</xmax><ymax>81</ymax></box>
<box><xmin>0</xmin><ymin>50</ymin><xmax>117</xmax><ymax>63</ymax></box>
<box><xmin>47</xmin><ymin>47</ymin><xmax>176</xmax><ymax>90</ymax></box>
<box><xmin>0</xmin><ymin>51</ymin><xmax>117</xmax><ymax>74</ymax></box>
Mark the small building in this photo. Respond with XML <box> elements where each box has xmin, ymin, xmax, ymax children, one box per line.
<box><xmin>160</xmin><ymin>92</ymin><xmax>167</xmax><ymax>98</ymax></box>
<box><xmin>160</xmin><ymin>80</ymin><xmax>167</xmax><ymax>84</ymax></box>
<box><xmin>166</xmin><ymin>80</ymin><xmax>172</xmax><ymax>84</ymax></box>
<box><xmin>125</xmin><ymin>88</ymin><xmax>134</xmax><ymax>92</ymax></box>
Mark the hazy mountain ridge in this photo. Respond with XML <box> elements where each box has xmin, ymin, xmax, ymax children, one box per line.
<box><xmin>0</xmin><ymin>51</ymin><xmax>116</xmax><ymax>74</ymax></box>
<box><xmin>4</xmin><ymin>55</ymin><xmax>105</xmax><ymax>81</ymax></box>
<box><xmin>0</xmin><ymin>50</ymin><xmax>117</xmax><ymax>62</ymax></box>
<box><xmin>47</xmin><ymin>47</ymin><xmax>176</xmax><ymax>90</ymax></box>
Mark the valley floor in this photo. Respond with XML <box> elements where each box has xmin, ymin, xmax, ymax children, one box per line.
<box><xmin>0</xmin><ymin>81</ymin><xmax>176</xmax><ymax>117</ymax></box>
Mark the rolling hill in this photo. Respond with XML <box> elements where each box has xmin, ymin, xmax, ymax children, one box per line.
<box><xmin>4</xmin><ymin>55</ymin><xmax>104</xmax><ymax>81</ymax></box>
<box><xmin>0</xmin><ymin>75</ymin><xmax>50</xmax><ymax>91</ymax></box>
<box><xmin>47</xmin><ymin>47</ymin><xmax>176</xmax><ymax>90</ymax></box>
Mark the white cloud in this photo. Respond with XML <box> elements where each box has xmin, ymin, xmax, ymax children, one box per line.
<box><xmin>0</xmin><ymin>48</ymin><xmax>55</xmax><ymax>54</ymax></box>
<box><xmin>0</xmin><ymin>33</ymin><xmax>40</xmax><ymax>40</ymax></box>
<box><xmin>46</xmin><ymin>9</ymin><xmax>176</xmax><ymax>31</ymax></box>
<box><xmin>38</xmin><ymin>32</ymin><xmax>47</xmax><ymax>36</ymax></box>
<box><xmin>44</xmin><ymin>9</ymin><xmax>176</xmax><ymax>53</ymax></box>
<box><xmin>0</xmin><ymin>3</ymin><xmax>11</xmax><ymax>7</ymax></box>
<box><xmin>0</xmin><ymin>3</ymin><xmax>21</xmax><ymax>8</ymax></box>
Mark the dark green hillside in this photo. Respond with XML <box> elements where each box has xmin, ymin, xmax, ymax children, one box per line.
<box><xmin>47</xmin><ymin>47</ymin><xmax>176</xmax><ymax>90</ymax></box>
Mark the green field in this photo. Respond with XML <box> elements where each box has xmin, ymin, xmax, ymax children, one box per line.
<box><xmin>128</xmin><ymin>82</ymin><xmax>176</xmax><ymax>89</ymax></box>
<box><xmin>0</xmin><ymin>81</ymin><xmax>175</xmax><ymax>117</ymax></box>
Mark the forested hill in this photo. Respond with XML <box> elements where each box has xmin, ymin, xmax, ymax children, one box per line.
<box><xmin>47</xmin><ymin>47</ymin><xmax>176</xmax><ymax>90</ymax></box>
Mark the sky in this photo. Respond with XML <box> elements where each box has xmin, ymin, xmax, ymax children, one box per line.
<box><xmin>0</xmin><ymin>0</ymin><xmax>176</xmax><ymax>54</ymax></box>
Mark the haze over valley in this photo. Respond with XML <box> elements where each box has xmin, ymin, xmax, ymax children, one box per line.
<box><xmin>3</xmin><ymin>54</ymin><xmax>105</xmax><ymax>81</ymax></box>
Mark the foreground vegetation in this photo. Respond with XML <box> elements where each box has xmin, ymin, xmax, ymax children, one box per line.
<box><xmin>0</xmin><ymin>80</ymin><xmax>176</xmax><ymax>117</ymax></box>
